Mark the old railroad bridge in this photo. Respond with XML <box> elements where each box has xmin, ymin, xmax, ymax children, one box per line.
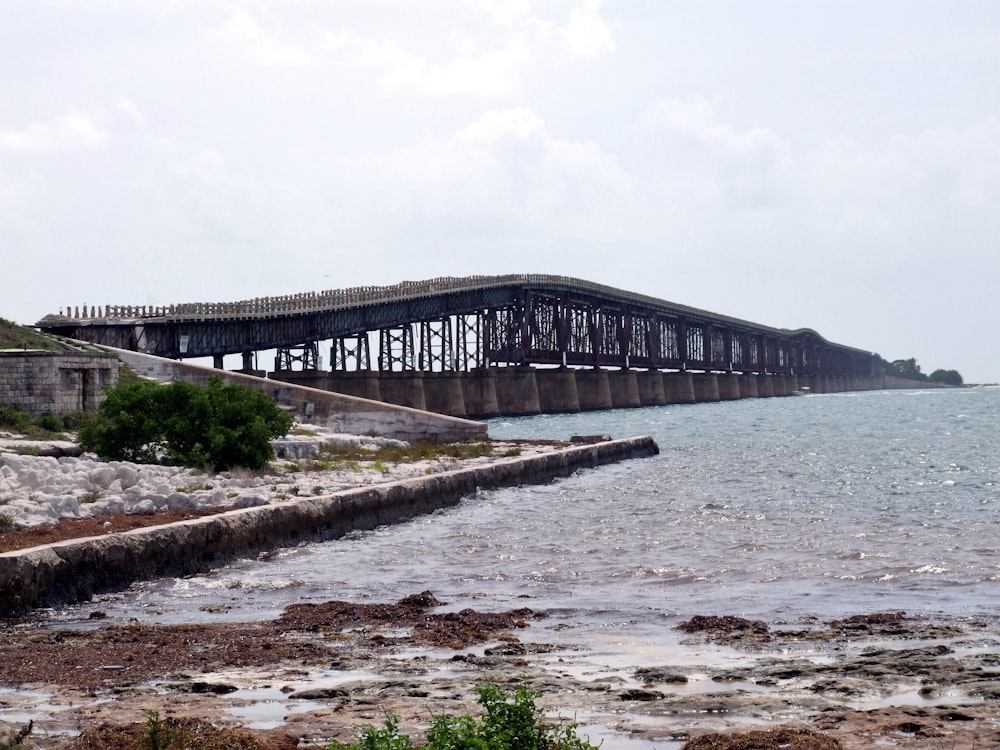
<box><xmin>39</xmin><ymin>274</ymin><xmax>885</xmax><ymax>417</ymax></box>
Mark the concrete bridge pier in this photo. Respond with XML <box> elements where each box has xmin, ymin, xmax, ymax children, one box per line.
<box><xmin>737</xmin><ymin>375</ymin><xmax>759</xmax><ymax>398</ymax></box>
<box><xmin>575</xmin><ymin>369</ymin><xmax>613</xmax><ymax>411</ymax></box>
<box><xmin>493</xmin><ymin>367</ymin><xmax>541</xmax><ymax>416</ymax></box>
<box><xmin>379</xmin><ymin>372</ymin><xmax>427</xmax><ymax>411</ymax></box>
<box><xmin>664</xmin><ymin>372</ymin><xmax>696</xmax><ymax>403</ymax></box>
<box><xmin>717</xmin><ymin>373</ymin><xmax>741</xmax><ymax>400</ymax></box>
<box><xmin>691</xmin><ymin>373</ymin><xmax>721</xmax><ymax>402</ymax></box>
<box><xmin>806</xmin><ymin>375</ymin><xmax>826</xmax><ymax>394</ymax></box>
<box><xmin>757</xmin><ymin>375</ymin><xmax>774</xmax><ymax>398</ymax></box>
<box><xmin>422</xmin><ymin>372</ymin><xmax>467</xmax><ymax>418</ymax></box>
<box><xmin>461</xmin><ymin>370</ymin><xmax>499</xmax><ymax>418</ymax></box>
<box><xmin>608</xmin><ymin>370</ymin><xmax>642</xmax><ymax>408</ymax></box>
<box><xmin>326</xmin><ymin>371</ymin><xmax>383</xmax><ymax>401</ymax></box>
<box><xmin>636</xmin><ymin>370</ymin><xmax>666</xmax><ymax>406</ymax></box>
<box><xmin>535</xmin><ymin>368</ymin><xmax>580</xmax><ymax>413</ymax></box>
<box><xmin>772</xmin><ymin>374</ymin><xmax>790</xmax><ymax>396</ymax></box>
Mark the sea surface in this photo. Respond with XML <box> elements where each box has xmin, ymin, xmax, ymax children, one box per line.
<box><xmin>45</xmin><ymin>386</ymin><xmax>1000</xmax><ymax>630</ymax></box>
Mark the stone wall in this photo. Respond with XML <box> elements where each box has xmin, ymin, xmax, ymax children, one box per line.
<box><xmin>0</xmin><ymin>351</ymin><xmax>119</xmax><ymax>416</ymax></box>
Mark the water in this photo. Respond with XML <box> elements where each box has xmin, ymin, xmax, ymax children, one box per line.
<box><xmin>47</xmin><ymin>387</ymin><xmax>999</xmax><ymax>630</ymax></box>
<box><xmin>22</xmin><ymin>387</ymin><xmax>1000</xmax><ymax>747</ymax></box>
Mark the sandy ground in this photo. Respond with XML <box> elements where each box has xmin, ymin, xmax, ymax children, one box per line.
<box><xmin>1</xmin><ymin>431</ymin><xmax>999</xmax><ymax>748</ymax></box>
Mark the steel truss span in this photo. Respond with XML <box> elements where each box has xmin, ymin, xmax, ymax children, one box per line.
<box><xmin>38</xmin><ymin>274</ymin><xmax>882</xmax><ymax>377</ymax></box>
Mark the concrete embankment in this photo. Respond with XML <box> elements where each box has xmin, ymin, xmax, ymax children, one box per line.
<box><xmin>0</xmin><ymin>436</ymin><xmax>658</xmax><ymax>616</ymax></box>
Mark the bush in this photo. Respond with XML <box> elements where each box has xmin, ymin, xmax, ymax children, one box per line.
<box><xmin>330</xmin><ymin>685</ymin><xmax>598</xmax><ymax>750</ymax></box>
<box><xmin>79</xmin><ymin>377</ymin><xmax>294</xmax><ymax>471</ymax></box>
<box><xmin>0</xmin><ymin>405</ymin><xmax>75</xmax><ymax>440</ymax></box>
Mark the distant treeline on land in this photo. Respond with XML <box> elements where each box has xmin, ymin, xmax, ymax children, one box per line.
<box><xmin>884</xmin><ymin>358</ymin><xmax>963</xmax><ymax>386</ymax></box>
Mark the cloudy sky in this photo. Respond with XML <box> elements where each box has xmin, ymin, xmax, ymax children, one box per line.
<box><xmin>2</xmin><ymin>1</ymin><xmax>998</xmax><ymax>382</ymax></box>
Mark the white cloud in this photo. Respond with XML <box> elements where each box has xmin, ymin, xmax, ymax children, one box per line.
<box><xmin>206</xmin><ymin>7</ymin><xmax>311</xmax><ymax>66</ymax></box>
<box><xmin>0</xmin><ymin>111</ymin><xmax>107</xmax><ymax>152</ymax></box>
<box><xmin>561</xmin><ymin>0</ymin><xmax>615</xmax><ymax>61</ymax></box>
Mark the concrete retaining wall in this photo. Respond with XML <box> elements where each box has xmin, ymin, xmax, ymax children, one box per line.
<box><xmin>0</xmin><ymin>436</ymin><xmax>658</xmax><ymax>616</ymax></box>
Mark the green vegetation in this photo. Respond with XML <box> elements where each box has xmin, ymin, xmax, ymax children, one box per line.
<box><xmin>330</xmin><ymin>685</ymin><xmax>598</xmax><ymax>750</ymax></box>
<box><xmin>79</xmin><ymin>376</ymin><xmax>294</xmax><ymax>471</ymax></box>
<box><xmin>141</xmin><ymin>711</ymin><xmax>175</xmax><ymax>750</ymax></box>
<box><xmin>0</xmin><ymin>317</ymin><xmax>63</xmax><ymax>351</ymax></box>
<box><xmin>883</xmin><ymin>358</ymin><xmax>963</xmax><ymax>386</ymax></box>
<box><xmin>302</xmin><ymin>439</ymin><xmax>493</xmax><ymax>473</ymax></box>
<box><xmin>0</xmin><ymin>405</ymin><xmax>82</xmax><ymax>440</ymax></box>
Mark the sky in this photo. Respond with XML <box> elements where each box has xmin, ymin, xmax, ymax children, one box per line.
<box><xmin>2</xmin><ymin>1</ymin><xmax>998</xmax><ymax>382</ymax></box>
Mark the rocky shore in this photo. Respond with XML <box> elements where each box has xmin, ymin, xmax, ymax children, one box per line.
<box><xmin>1</xmin><ymin>593</ymin><xmax>998</xmax><ymax>749</ymax></box>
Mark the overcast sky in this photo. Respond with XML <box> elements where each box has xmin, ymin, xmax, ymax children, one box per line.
<box><xmin>2</xmin><ymin>1</ymin><xmax>998</xmax><ymax>382</ymax></box>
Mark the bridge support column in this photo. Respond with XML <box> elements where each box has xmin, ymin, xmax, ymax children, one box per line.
<box><xmin>422</xmin><ymin>372</ymin><xmax>467</xmax><ymax>418</ymax></box>
<box><xmin>738</xmin><ymin>374</ymin><xmax>759</xmax><ymax>398</ymax></box>
<box><xmin>325</xmin><ymin>371</ymin><xmax>382</xmax><ymax>401</ymax></box>
<box><xmin>576</xmin><ymin>369</ymin><xmax>613</xmax><ymax>411</ymax></box>
<box><xmin>213</xmin><ymin>354</ymin><xmax>225</xmax><ymax>370</ymax></box>
<box><xmin>379</xmin><ymin>373</ymin><xmax>427</xmax><ymax>411</ymax></box>
<box><xmin>772</xmin><ymin>374</ymin><xmax>790</xmax><ymax>396</ymax></box>
<box><xmin>536</xmin><ymin>368</ymin><xmax>581</xmax><ymax>413</ymax></box>
<box><xmin>494</xmin><ymin>367</ymin><xmax>541</xmax><ymax>416</ymax></box>
<box><xmin>636</xmin><ymin>370</ymin><xmax>665</xmax><ymax>406</ymax></box>
<box><xmin>461</xmin><ymin>370</ymin><xmax>499</xmax><ymax>419</ymax></box>
<box><xmin>691</xmin><ymin>373</ymin><xmax>721</xmax><ymax>402</ymax></box>
<box><xmin>664</xmin><ymin>372</ymin><xmax>696</xmax><ymax>403</ymax></box>
<box><xmin>268</xmin><ymin>369</ymin><xmax>327</xmax><ymax>388</ymax></box>
<box><xmin>608</xmin><ymin>370</ymin><xmax>641</xmax><ymax>408</ymax></box>
<box><xmin>756</xmin><ymin>375</ymin><xmax>774</xmax><ymax>397</ymax></box>
<box><xmin>807</xmin><ymin>375</ymin><xmax>826</xmax><ymax>394</ymax></box>
<box><xmin>717</xmin><ymin>373</ymin><xmax>741</xmax><ymax>400</ymax></box>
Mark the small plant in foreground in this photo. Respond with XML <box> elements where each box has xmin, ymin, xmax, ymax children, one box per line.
<box><xmin>141</xmin><ymin>710</ymin><xmax>175</xmax><ymax>750</ymax></box>
<box><xmin>329</xmin><ymin>684</ymin><xmax>598</xmax><ymax>750</ymax></box>
<box><xmin>0</xmin><ymin>720</ymin><xmax>33</xmax><ymax>750</ymax></box>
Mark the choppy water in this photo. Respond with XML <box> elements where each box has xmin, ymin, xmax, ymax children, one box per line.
<box><xmin>42</xmin><ymin>387</ymin><xmax>1000</xmax><ymax>631</ymax></box>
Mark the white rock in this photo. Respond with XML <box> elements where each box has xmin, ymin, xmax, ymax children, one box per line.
<box><xmin>117</xmin><ymin>466</ymin><xmax>139</xmax><ymax>489</ymax></box>
<box><xmin>232</xmin><ymin>494</ymin><xmax>267</xmax><ymax>508</ymax></box>
<box><xmin>49</xmin><ymin>495</ymin><xmax>80</xmax><ymax>517</ymax></box>
<box><xmin>88</xmin><ymin>466</ymin><xmax>116</xmax><ymax>488</ymax></box>
<box><xmin>130</xmin><ymin>499</ymin><xmax>157</xmax><ymax>515</ymax></box>
<box><xmin>164</xmin><ymin>492</ymin><xmax>195</xmax><ymax>511</ymax></box>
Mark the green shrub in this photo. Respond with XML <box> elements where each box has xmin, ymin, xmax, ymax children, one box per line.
<box><xmin>330</xmin><ymin>685</ymin><xmax>598</xmax><ymax>750</ymax></box>
<box><xmin>79</xmin><ymin>377</ymin><xmax>294</xmax><ymax>471</ymax></box>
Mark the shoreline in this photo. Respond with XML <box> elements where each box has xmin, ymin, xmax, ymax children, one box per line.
<box><xmin>0</xmin><ymin>435</ymin><xmax>658</xmax><ymax>616</ymax></box>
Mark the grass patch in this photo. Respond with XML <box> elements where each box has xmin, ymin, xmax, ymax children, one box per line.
<box><xmin>0</xmin><ymin>317</ymin><xmax>63</xmax><ymax>351</ymax></box>
<box><xmin>0</xmin><ymin>405</ymin><xmax>82</xmax><ymax>441</ymax></box>
<box><xmin>303</xmin><ymin>439</ymin><xmax>493</xmax><ymax>473</ymax></box>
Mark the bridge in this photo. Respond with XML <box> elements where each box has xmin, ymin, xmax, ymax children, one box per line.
<box><xmin>38</xmin><ymin>274</ymin><xmax>885</xmax><ymax>417</ymax></box>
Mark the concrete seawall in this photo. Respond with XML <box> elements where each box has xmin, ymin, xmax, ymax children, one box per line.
<box><xmin>0</xmin><ymin>436</ymin><xmax>658</xmax><ymax>616</ymax></box>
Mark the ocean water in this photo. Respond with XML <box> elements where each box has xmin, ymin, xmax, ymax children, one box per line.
<box><xmin>44</xmin><ymin>386</ymin><xmax>1000</xmax><ymax>630</ymax></box>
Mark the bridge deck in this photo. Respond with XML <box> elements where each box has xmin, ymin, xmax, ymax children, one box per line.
<box><xmin>37</xmin><ymin>274</ymin><xmax>880</xmax><ymax>377</ymax></box>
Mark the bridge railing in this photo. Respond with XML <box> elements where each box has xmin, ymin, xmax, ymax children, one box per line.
<box><xmin>46</xmin><ymin>274</ymin><xmax>747</xmax><ymax>325</ymax></box>
<box><xmin>41</xmin><ymin>274</ymin><xmax>874</xmax><ymax>357</ymax></box>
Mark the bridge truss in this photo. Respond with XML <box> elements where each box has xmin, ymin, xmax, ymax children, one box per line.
<box><xmin>38</xmin><ymin>275</ymin><xmax>882</xmax><ymax>377</ymax></box>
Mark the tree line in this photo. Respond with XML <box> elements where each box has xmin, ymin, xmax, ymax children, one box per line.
<box><xmin>883</xmin><ymin>358</ymin><xmax>963</xmax><ymax>386</ymax></box>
